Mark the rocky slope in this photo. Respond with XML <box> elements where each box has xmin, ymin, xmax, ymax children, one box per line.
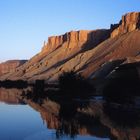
<box><xmin>1</xmin><ymin>12</ymin><xmax>140</xmax><ymax>81</ymax></box>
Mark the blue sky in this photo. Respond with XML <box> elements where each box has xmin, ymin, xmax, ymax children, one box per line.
<box><xmin>0</xmin><ymin>0</ymin><xmax>140</xmax><ymax>62</ymax></box>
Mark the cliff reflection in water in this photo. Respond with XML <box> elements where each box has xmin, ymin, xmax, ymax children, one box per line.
<box><xmin>21</xmin><ymin>87</ymin><xmax>140</xmax><ymax>140</ymax></box>
<box><xmin>0</xmin><ymin>88</ymin><xmax>26</xmax><ymax>104</ymax></box>
<box><xmin>1</xmin><ymin>87</ymin><xmax>140</xmax><ymax>140</ymax></box>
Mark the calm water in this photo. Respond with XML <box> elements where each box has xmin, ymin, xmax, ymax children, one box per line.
<box><xmin>0</xmin><ymin>88</ymin><xmax>140</xmax><ymax>140</ymax></box>
<box><xmin>0</xmin><ymin>102</ymin><xmax>109</xmax><ymax>140</ymax></box>
<box><xmin>0</xmin><ymin>102</ymin><xmax>110</xmax><ymax>140</ymax></box>
<box><xmin>0</xmin><ymin>88</ymin><xmax>110</xmax><ymax>140</ymax></box>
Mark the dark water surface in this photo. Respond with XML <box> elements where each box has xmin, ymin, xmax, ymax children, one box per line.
<box><xmin>0</xmin><ymin>88</ymin><xmax>140</xmax><ymax>140</ymax></box>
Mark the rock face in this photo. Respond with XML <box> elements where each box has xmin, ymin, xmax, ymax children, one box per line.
<box><xmin>1</xmin><ymin>12</ymin><xmax>140</xmax><ymax>81</ymax></box>
<box><xmin>111</xmin><ymin>12</ymin><xmax>140</xmax><ymax>38</ymax></box>
<box><xmin>0</xmin><ymin>29</ymin><xmax>110</xmax><ymax>80</ymax></box>
<box><xmin>41</xmin><ymin>30</ymin><xmax>110</xmax><ymax>54</ymax></box>
<box><xmin>0</xmin><ymin>60</ymin><xmax>27</xmax><ymax>76</ymax></box>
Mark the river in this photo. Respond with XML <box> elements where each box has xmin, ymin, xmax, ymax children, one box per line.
<box><xmin>0</xmin><ymin>88</ymin><xmax>140</xmax><ymax>140</ymax></box>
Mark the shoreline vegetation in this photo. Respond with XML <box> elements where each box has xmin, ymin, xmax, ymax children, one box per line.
<box><xmin>1</xmin><ymin>62</ymin><xmax>140</xmax><ymax>113</ymax></box>
<box><xmin>0</xmin><ymin>62</ymin><xmax>140</xmax><ymax>106</ymax></box>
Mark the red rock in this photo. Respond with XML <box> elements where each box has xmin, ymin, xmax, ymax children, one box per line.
<box><xmin>1</xmin><ymin>12</ymin><xmax>140</xmax><ymax>81</ymax></box>
<box><xmin>0</xmin><ymin>60</ymin><xmax>27</xmax><ymax>76</ymax></box>
<box><xmin>111</xmin><ymin>12</ymin><xmax>140</xmax><ymax>38</ymax></box>
<box><xmin>41</xmin><ymin>30</ymin><xmax>110</xmax><ymax>54</ymax></box>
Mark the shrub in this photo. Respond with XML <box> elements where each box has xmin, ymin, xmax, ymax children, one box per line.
<box><xmin>58</xmin><ymin>71</ymin><xmax>95</xmax><ymax>97</ymax></box>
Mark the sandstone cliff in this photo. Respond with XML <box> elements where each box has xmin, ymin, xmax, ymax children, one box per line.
<box><xmin>0</xmin><ymin>12</ymin><xmax>140</xmax><ymax>81</ymax></box>
<box><xmin>41</xmin><ymin>30</ymin><xmax>110</xmax><ymax>54</ymax></box>
<box><xmin>111</xmin><ymin>12</ymin><xmax>140</xmax><ymax>38</ymax></box>
<box><xmin>0</xmin><ymin>60</ymin><xmax>27</xmax><ymax>76</ymax></box>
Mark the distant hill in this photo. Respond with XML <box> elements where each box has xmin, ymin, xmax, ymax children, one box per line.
<box><xmin>1</xmin><ymin>12</ymin><xmax>140</xmax><ymax>81</ymax></box>
<box><xmin>0</xmin><ymin>60</ymin><xmax>27</xmax><ymax>76</ymax></box>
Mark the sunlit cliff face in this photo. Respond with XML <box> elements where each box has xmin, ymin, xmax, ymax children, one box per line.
<box><xmin>111</xmin><ymin>12</ymin><xmax>140</xmax><ymax>38</ymax></box>
<box><xmin>0</xmin><ymin>12</ymin><xmax>140</xmax><ymax>82</ymax></box>
<box><xmin>0</xmin><ymin>60</ymin><xmax>27</xmax><ymax>76</ymax></box>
